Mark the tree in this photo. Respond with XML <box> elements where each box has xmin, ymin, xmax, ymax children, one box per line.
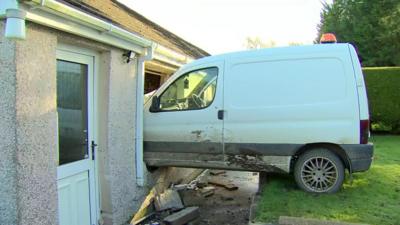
<box><xmin>245</xmin><ymin>37</ymin><xmax>276</xmax><ymax>49</ymax></box>
<box><xmin>316</xmin><ymin>0</ymin><xmax>400</xmax><ymax>66</ymax></box>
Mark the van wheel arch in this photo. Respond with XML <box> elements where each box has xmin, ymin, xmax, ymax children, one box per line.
<box><xmin>290</xmin><ymin>143</ymin><xmax>352</xmax><ymax>174</ymax></box>
<box><xmin>146</xmin><ymin>164</ymin><xmax>160</xmax><ymax>173</ymax></box>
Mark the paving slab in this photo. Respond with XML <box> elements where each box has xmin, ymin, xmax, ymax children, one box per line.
<box><xmin>163</xmin><ymin>207</ymin><xmax>200</xmax><ymax>225</ymax></box>
<box><xmin>279</xmin><ymin>216</ymin><xmax>370</xmax><ymax>225</ymax></box>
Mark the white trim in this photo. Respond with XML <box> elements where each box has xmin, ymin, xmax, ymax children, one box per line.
<box><xmin>1</xmin><ymin>1</ymin><xmax>199</xmax><ymax>68</ymax></box>
<box><xmin>135</xmin><ymin>47</ymin><xmax>154</xmax><ymax>186</ymax></box>
<box><xmin>11</xmin><ymin>0</ymin><xmax>153</xmax><ymax>54</ymax></box>
<box><xmin>56</xmin><ymin>47</ymin><xmax>100</xmax><ymax>225</ymax></box>
<box><xmin>153</xmin><ymin>52</ymin><xmax>186</xmax><ymax>68</ymax></box>
<box><xmin>92</xmin><ymin>48</ymin><xmax>101</xmax><ymax>224</ymax></box>
<box><xmin>2</xmin><ymin>1</ymin><xmax>196</xmax><ymax>68</ymax></box>
<box><xmin>146</xmin><ymin>61</ymin><xmax>178</xmax><ymax>75</ymax></box>
<box><xmin>154</xmin><ymin>44</ymin><xmax>194</xmax><ymax>67</ymax></box>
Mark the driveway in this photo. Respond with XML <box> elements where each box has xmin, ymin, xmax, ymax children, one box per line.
<box><xmin>181</xmin><ymin>170</ymin><xmax>259</xmax><ymax>225</ymax></box>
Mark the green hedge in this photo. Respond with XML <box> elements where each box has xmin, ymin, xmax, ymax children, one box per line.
<box><xmin>363</xmin><ymin>67</ymin><xmax>400</xmax><ymax>133</ymax></box>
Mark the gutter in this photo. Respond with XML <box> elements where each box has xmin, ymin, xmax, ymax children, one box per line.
<box><xmin>1</xmin><ymin>0</ymin><xmax>153</xmax><ymax>53</ymax></box>
<box><xmin>154</xmin><ymin>44</ymin><xmax>193</xmax><ymax>67</ymax></box>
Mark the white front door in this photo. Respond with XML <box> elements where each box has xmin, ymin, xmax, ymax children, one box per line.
<box><xmin>56</xmin><ymin>50</ymin><xmax>97</xmax><ymax>225</ymax></box>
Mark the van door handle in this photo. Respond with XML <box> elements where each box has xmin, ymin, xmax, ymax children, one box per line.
<box><xmin>218</xmin><ymin>110</ymin><xmax>224</xmax><ymax>120</ymax></box>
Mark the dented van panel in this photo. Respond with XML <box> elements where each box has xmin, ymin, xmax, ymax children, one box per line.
<box><xmin>143</xmin><ymin>44</ymin><xmax>373</xmax><ymax>185</ymax></box>
<box><xmin>225</xmin><ymin>155</ymin><xmax>291</xmax><ymax>173</ymax></box>
<box><xmin>144</xmin><ymin>141</ymin><xmax>222</xmax><ymax>154</ymax></box>
<box><xmin>144</xmin><ymin>149</ymin><xmax>291</xmax><ymax>173</ymax></box>
<box><xmin>144</xmin><ymin>141</ymin><xmax>293</xmax><ymax>173</ymax></box>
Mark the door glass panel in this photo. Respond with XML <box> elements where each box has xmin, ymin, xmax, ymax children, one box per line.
<box><xmin>57</xmin><ymin>60</ymin><xmax>88</xmax><ymax>165</ymax></box>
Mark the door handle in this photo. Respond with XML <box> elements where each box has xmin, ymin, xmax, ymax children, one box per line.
<box><xmin>218</xmin><ymin>110</ymin><xmax>224</xmax><ymax>120</ymax></box>
<box><xmin>91</xmin><ymin>141</ymin><xmax>97</xmax><ymax>160</ymax></box>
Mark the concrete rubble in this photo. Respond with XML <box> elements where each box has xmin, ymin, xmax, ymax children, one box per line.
<box><xmin>154</xmin><ymin>189</ymin><xmax>184</xmax><ymax>212</ymax></box>
<box><xmin>163</xmin><ymin>207</ymin><xmax>200</xmax><ymax>225</ymax></box>
<box><xmin>132</xmin><ymin>169</ymin><xmax>242</xmax><ymax>225</ymax></box>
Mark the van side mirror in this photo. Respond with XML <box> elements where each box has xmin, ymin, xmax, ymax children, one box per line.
<box><xmin>149</xmin><ymin>96</ymin><xmax>160</xmax><ymax>112</ymax></box>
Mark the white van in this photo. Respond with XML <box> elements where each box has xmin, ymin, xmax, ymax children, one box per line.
<box><xmin>144</xmin><ymin>43</ymin><xmax>373</xmax><ymax>193</ymax></box>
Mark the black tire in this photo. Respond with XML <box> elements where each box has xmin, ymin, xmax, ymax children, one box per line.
<box><xmin>294</xmin><ymin>148</ymin><xmax>345</xmax><ymax>193</ymax></box>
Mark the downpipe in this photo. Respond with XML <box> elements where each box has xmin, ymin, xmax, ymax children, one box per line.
<box><xmin>135</xmin><ymin>45</ymin><xmax>154</xmax><ymax>186</ymax></box>
<box><xmin>1</xmin><ymin>0</ymin><xmax>27</xmax><ymax>40</ymax></box>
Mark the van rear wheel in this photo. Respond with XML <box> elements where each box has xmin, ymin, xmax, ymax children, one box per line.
<box><xmin>294</xmin><ymin>149</ymin><xmax>344</xmax><ymax>193</ymax></box>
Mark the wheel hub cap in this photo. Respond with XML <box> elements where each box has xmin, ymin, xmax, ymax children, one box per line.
<box><xmin>300</xmin><ymin>157</ymin><xmax>338</xmax><ymax>192</ymax></box>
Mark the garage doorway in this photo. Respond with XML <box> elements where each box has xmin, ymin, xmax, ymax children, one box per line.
<box><xmin>144</xmin><ymin>72</ymin><xmax>162</xmax><ymax>94</ymax></box>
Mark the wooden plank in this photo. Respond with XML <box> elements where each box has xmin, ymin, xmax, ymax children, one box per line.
<box><xmin>209</xmin><ymin>178</ymin><xmax>238</xmax><ymax>191</ymax></box>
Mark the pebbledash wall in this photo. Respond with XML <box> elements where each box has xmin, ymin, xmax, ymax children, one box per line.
<box><xmin>0</xmin><ymin>21</ymin><xmax>59</xmax><ymax>225</ymax></box>
<box><xmin>0</xmin><ymin>21</ymin><xmax>202</xmax><ymax>225</ymax></box>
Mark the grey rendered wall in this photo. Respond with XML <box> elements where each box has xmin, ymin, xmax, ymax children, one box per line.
<box><xmin>55</xmin><ymin>26</ymin><xmax>144</xmax><ymax>225</ymax></box>
<box><xmin>0</xmin><ymin>20</ymin><xmax>18</xmax><ymax>225</ymax></box>
<box><xmin>52</xmin><ymin>29</ymin><xmax>141</xmax><ymax>225</ymax></box>
<box><xmin>0</xmin><ymin>19</ymin><xmax>146</xmax><ymax>225</ymax></box>
<box><xmin>102</xmin><ymin>50</ymin><xmax>144</xmax><ymax>225</ymax></box>
<box><xmin>98</xmin><ymin>49</ymin><xmax>204</xmax><ymax>225</ymax></box>
<box><xmin>0</xmin><ymin>20</ymin><xmax>201</xmax><ymax>225</ymax></box>
<box><xmin>0</xmin><ymin>22</ymin><xmax>59</xmax><ymax>225</ymax></box>
<box><xmin>14</xmin><ymin>22</ymin><xmax>59</xmax><ymax>225</ymax></box>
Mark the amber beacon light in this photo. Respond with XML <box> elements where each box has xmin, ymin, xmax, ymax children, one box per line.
<box><xmin>320</xmin><ymin>33</ymin><xmax>337</xmax><ymax>44</ymax></box>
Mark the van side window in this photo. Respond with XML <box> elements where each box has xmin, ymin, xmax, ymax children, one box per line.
<box><xmin>159</xmin><ymin>67</ymin><xmax>218</xmax><ymax>111</ymax></box>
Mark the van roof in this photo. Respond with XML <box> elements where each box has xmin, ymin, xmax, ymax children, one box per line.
<box><xmin>183</xmin><ymin>43</ymin><xmax>352</xmax><ymax>69</ymax></box>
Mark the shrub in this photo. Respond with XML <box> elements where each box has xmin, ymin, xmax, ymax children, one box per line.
<box><xmin>363</xmin><ymin>67</ymin><xmax>400</xmax><ymax>133</ymax></box>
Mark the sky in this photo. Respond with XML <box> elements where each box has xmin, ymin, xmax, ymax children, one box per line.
<box><xmin>119</xmin><ymin>0</ymin><xmax>333</xmax><ymax>55</ymax></box>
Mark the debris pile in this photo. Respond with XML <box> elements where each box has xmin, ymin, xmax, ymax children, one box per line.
<box><xmin>131</xmin><ymin>169</ymin><xmax>239</xmax><ymax>225</ymax></box>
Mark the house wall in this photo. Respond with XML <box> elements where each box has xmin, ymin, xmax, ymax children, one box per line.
<box><xmin>0</xmin><ymin>21</ymin><xmax>18</xmax><ymax>225</ymax></box>
<box><xmin>47</xmin><ymin>25</ymin><xmax>143</xmax><ymax>225</ymax></box>
<box><xmin>0</xmin><ymin>21</ymin><xmax>59</xmax><ymax>225</ymax></box>
<box><xmin>0</xmin><ymin>21</ymin><xmax>202</xmax><ymax>225</ymax></box>
<box><xmin>55</xmin><ymin>26</ymin><xmax>140</xmax><ymax>225</ymax></box>
<box><xmin>101</xmin><ymin>49</ymin><xmax>141</xmax><ymax>225</ymax></box>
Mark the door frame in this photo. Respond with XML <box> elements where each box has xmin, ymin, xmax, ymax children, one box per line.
<box><xmin>56</xmin><ymin>44</ymin><xmax>100</xmax><ymax>224</ymax></box>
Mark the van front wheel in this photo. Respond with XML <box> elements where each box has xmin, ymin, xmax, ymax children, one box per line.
<box><xmin>294</xmin><ymin>149</ymin><xmax>344</xmax><ymax>193</ymax></box>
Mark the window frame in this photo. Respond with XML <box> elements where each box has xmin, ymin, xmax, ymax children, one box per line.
<box><xmin>154</xmin><ymin>66</ymin><xmax>219</xmax><ymax>113</ymax></box>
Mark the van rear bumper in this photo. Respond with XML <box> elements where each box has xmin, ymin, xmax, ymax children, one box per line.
<box><xmin>341</xmin><ymin>143</ymin><xmax>374</xmax><ymax>172</ymax></box>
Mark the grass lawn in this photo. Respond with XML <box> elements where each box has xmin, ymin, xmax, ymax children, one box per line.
<box><xmin>255</xmin><ymin>135</ymin><xmax>400</xmax><ymax>225</ymax></box>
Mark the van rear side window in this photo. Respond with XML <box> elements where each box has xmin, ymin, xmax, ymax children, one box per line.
<box><xmin>226</xmin><ymin>58</ymin><xmax>346</xmax><ymax>108</ymax></box>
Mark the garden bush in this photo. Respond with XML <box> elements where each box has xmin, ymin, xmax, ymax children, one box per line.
<box><xmin>363</xmin><ymin>67</ymin><xmax>400</xmax><ymax>133</ymax></box>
